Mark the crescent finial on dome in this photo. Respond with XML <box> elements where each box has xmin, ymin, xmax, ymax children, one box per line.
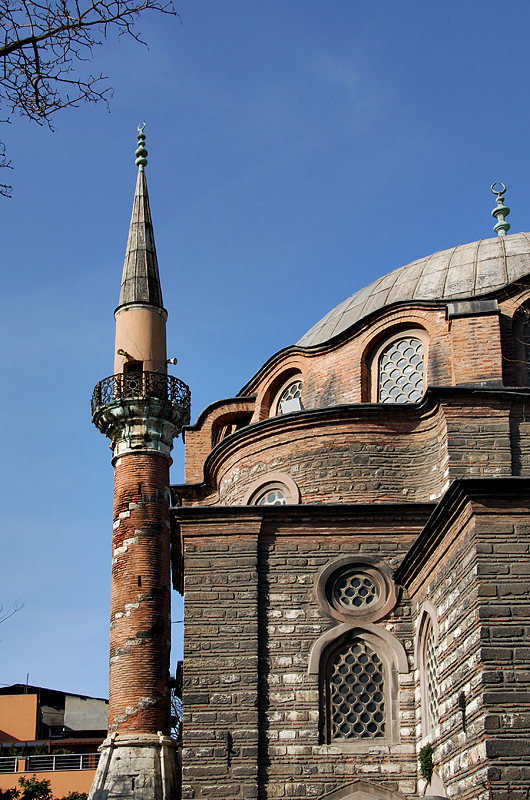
<box><xmin>491</xmin><ymin>182</ymin><xmax>510</xmax><ymax>236</ymax></box>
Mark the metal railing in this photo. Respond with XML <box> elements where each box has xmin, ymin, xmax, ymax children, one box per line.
<box><xmin>91</xmin><ymin>371</ymin><xmax>191</xmax><ymax>415</ymax></box>
<box><xmin>0</xmin><ymin>753</ymin><xmax>100</xmax><ymax>773</ymax></box>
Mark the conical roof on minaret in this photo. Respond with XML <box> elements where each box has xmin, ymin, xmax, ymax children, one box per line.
<box><xmin>117</xmin><ymin>125</ymin><xmax>164</xmax><ymax>310</ymax></box>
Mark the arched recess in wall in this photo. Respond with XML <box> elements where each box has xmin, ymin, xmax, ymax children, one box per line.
<box><xmin>308</xmin><ymin>623</ymin><xmax>408</xmax><ymax>749</ymax></box>
<box><xmin>319</xmin><ymin>779</ymin><xmax>408</xmax><ymax>800</ymax></box>
<box><xmin>364</xmin><ymin>327</ymin><xmax>429</xmax><ymax>404</ymax></box>
<box><xmin>512</xmin><ymin>302</ymin><xmax>530</xmax><ymax>386</ymax></box>
<box><xmin>254</xmin><ymin>367</ymin><xmax>305</xmax><ymax>420</ymax></box>
<box><xmin>211</xmin><ymin>409</ymin><xmax>254</xmax><ymax>447</ymax></box>
<box><xmin>415</xmin><ymin>602</ymin><xmax>440</xmax><ymax>737</ymax></box>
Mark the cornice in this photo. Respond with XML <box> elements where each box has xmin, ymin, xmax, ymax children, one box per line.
<box><xmin>394</xmin><ymin>476</ymin><xmax>530</xmax><ymax>586</ymax></box>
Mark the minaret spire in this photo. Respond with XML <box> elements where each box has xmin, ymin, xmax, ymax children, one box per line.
<box><xmin>118</xmin><ymin>124</ymin><xmax>164</xmax><ymax>310</ymax></box>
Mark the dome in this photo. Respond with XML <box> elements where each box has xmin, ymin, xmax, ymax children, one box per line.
<box><xmin>297</xmin><ymin>231</ymin><xmax>530</xmax><ymax>347</ymax></box>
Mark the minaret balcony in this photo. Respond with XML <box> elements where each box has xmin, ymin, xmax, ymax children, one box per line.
<box><xmin>91</xmin><ymin>371</ymin><xmax>191</xmax><ymax>417</ymax></box>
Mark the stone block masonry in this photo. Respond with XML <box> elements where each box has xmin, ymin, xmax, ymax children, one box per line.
<box><xmin>174</xmin><ymin>504</ymin><xmax>433</xmax><ymax>800</ymax></box>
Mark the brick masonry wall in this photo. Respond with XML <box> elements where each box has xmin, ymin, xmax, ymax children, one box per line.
<box><xmin>109</xmin><ymin>451</ymin><xmax>172</xmax><ymax>735</ymax></box>
<box><xmin>177</xmin><ymin>505</ymin><xmax>433</xmax><ymax>800</ymax></box>
<box><xmin>181</xmin><ymin>403</ymin><xmax>448</xmax><ymax>509</ymax></box>
<box><xmin>401</xmin><ymin>488</ymin><xmax>530</xmax><ymax>800</ymax></box>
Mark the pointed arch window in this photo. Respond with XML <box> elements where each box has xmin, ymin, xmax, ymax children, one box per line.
<box><xmin>416</xmin><ymin>607</ymin><xmax>440</xmax><ymax>736</ymax></box>
<box><xmin>422</xmin><ymin>617</ymin><xmax>440</xmax><ymax>732</ymax></box>
<box><xmin>327</xmin><ymin>638</ymin><xmax>386</xmax><ymax>741</ymax></box>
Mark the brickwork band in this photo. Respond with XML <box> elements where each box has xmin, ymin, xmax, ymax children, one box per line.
<box><xmin>109</xmin><ymin>451</ymin><xmax>171</xmax><ymax>735</ymax></box>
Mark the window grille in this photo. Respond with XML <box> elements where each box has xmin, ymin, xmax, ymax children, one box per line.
<box><xmin>334</xmin><ymin>573</ymin><xmax>378</xmax><ymax>610</ymax></box>
<box><xmin>329</xmin><ymin>640</ymin><xmax>385</xmax><ymax>740</ymax></box>
<box><xmin>256</xmin><ymin>487</ymin><xmax>287</xmax><ymax>506</ymax></box>
<box><xmin>424</xmin><ymin>619</ymin><xmax>439</xmax><ymax>730</ymax></box>
<box><xmin>522</xmin><ymin>319</ymin><xmax>530</xmax><ymax>385</ymax></box>
<box><xmin>378</xmin><ymin>337</ymin><xmax>424</xmax><ymax>403</ymax></box>
<box><xmin>277</xmin><ymin>381</ymin><xmax>303</xmax><ymax>414</ymax></box>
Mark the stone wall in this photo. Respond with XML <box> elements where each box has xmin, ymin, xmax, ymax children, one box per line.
<box><xmin>176</xmin><ymin>504</ymin><xmax>433</xmax><ymax>800</ymax></box>
<box><xmin>397</xmin><ymin>480</ymin><xmax>530</xmax><ymax>800</ymax></box>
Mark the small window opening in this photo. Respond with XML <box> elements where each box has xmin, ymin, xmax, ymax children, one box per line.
<box><xmin>138</xmin><ymin>576</ymin><xmax>142</xmax><ymax>588</ymax></box>
<box><xmin>124</xmin><ymin>361</ymin><xmax>143</xmax><ymax>373</ymax></box>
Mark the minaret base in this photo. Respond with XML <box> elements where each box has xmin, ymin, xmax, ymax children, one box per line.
<box><xmin>88</xmin><ymin>733</ymin><xmax>179</xmax><ymax>800</ymax></box>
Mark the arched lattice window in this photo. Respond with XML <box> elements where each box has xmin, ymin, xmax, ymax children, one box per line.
<box><xmin>518</xmin><ymin>313</ymin><xmax>530</xmax><ymax>386</ymax></box>
<box><xmin>254</xmin><ymin>485</ymin><xmax>288</xmax><ymax>506</ymax></box>
<box><xmin>378</xmin><ymin>336</ymin><xmax>424</xmax><ymax>403</ymax></box>
<box><xmin>326</xmin><ymin>638</ymin><xmax>385</xmax><ymax>741</ymax></box>
<box><xmin>422</xmin><ymin>617</ymin><xmax>440</xmax><ymax>732</ymax></box>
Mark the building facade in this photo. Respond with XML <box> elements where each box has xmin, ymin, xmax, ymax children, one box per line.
<box><xmin>90</xmin><ymin>145</ymin><xmax>530</xmax><ymax>800</ymax></box>
<box><xmin>0</xmin><ymin>684</ymin><xmax>107</xmax><ymax>797</ymax></box>
<box><xmin>172</xmin><ymin>216</ymin><xmax>530</xmax><ymax>800</ymax></box>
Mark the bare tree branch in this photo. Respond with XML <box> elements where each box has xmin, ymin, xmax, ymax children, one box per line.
<box><xmin>0</xmin><ymin>600</ymin><xmax>24</xmax><ymax>626</ymax></box>
<box><xmin>0</xmin><ymin>0</ymin><xmax>179</xmax><ymax>190</ymax></box>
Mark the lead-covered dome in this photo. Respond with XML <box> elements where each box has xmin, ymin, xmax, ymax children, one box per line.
<box><xmin>298</xmin><ymin>232</ymin><xmax>530</xmax><ymax>347</ymax></box>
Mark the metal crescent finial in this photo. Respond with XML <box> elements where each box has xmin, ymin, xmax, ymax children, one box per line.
<box><xmin>135</xmin><ymin>123</ymin><xmax>148</xmax><ymax>171</ymax></box>
<box><xmin>491</xmin><ymin>182</ymin><xmax>507</xmax><ymax>197</ymax></box>
<box><xmin>491</xmin><ymin>182</ymin><xmax>510</xmax><ymax>236</ymax></box>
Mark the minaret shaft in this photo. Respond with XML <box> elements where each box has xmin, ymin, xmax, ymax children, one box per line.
<box><xmin>114</xmin><ymin>304</ymin><xmax>167</xmax><ymax>374</ymax></box>
<box><xmin>109</xmin><ymin>451</ymin><xmax>171</xmax><ymax>734</ymax></box>
<box><xmin>89</xmin><ymin>126</ymin><xmax>189</xmax><ymax>800</ymax></box>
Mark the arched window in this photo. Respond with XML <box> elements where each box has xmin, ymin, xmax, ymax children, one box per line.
<box><xmin>327</xmin><ymin>637</ymin><xmax>385</xmax><ymax>741</ymax></box>
<box><xmin>271</xmin><ymin>374</ymin><xmax>304</xmax><ymax>416</ymax></box>
<box><xmin>243</xmin><ymin>472</ymin><xmax>301</xmax><ymax>506</ymax></box>
<box><xmin>378</xmin><ymin>337</ymin><xmax>424</xmax><ymax>403</ymax></box>
<box><xmin>422</xmin><ymin>617</ymin><xmax>440</xmax><ymax>732</ymax></box>
<box><xmin>309</xmin><ymin>623</ymin><xmax>408</xmax><ymax>749</ymax></box>
<box><xmin>513</xmin><ymin>305</ymin><xmax>530</xmax><ymax>386</ymax></box>
<box><xmin>254</xmin><ymin>485</ymin><xmax>288</xmax><ymax>506</ymax></box>
<box><xmin>416</xmin><ymin>607</ymin><xmax>440</xmax><ymax>736</ymax></box>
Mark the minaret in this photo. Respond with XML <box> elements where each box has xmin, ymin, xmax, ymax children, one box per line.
<box><xmin>89</xmin><ymin>126</ymin><xmax>190</xmax><ymax>800</ymax></box>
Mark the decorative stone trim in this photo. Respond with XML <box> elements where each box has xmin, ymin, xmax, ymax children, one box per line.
<box><xmin>315</xmin><ymin>555</ymin><xmax>397</xmax><ymax>624</ymax></box>
<box><xmin>308</xmin><ymin>623</ymin><xmax>408</xmax><ymax>750</ymax></box>
<box><xmin>307</xmin><ymin>622</ymin><xmax>409</xmax><ymax>676</ymax></box>
<box><xmin>243</xmin><ymin>471</ymin><xmax>301</xmax><ymax>505</ymax></box>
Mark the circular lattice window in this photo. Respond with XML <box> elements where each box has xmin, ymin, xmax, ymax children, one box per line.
<box><xmin>317</xmin><ymin>556</ymin><xmax>397</xmax><ymax>624</ymax></box>
<box><xmin>333</xmin><ymin>573</ymin><xmax>379</xmax><ymax>610</ymax></box>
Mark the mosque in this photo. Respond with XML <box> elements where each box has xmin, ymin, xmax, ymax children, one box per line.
<box><xmin>89</xmin><ymin>129</ymin><xmax>530</xmax><ymax>800</ymax></box>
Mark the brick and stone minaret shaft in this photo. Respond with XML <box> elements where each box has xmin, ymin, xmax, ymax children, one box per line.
<box><xmin>89</xmin><ymin>127</ymin><xmax>190</xmax><ymax>800</ymax></box>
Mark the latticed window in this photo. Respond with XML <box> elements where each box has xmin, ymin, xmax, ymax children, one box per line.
<box><xmin>423</xmin><ymin>618</ymin><xmax>440</xmax><ymax>731</ymax></box>
<box><xmin>333</xmin><ymin>573</ymin><xmax>378</xmax><ymax>610</ymax></box>
<box><xmin>378</xmin><ymin>337</ymin><xmax>424</xmax><ymax>403</ymax></box>
<box><xmin>522</xmin><ymin>319</ymin><xmax>530</xmax><ymax>385</ymax></box>
<box><xmin>255</xmin><ymin>486</ymin><xmax>287</xmax><ymax>506</ymax></box>
<box><xmin>328</xmin><ymin>640</ymin><xmax>385</xmax><ymax>740</ymax></box>
<box><xmin>277</xmin><ymin>380</ymin><xmax>303</xmax><ymax>414</ymax></box>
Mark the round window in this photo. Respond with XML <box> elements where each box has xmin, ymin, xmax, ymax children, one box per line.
<box><xmin>333</xmin><ymin>571</ymin><xmax>379</xmax><ymax>610</ymax></box>
<box><xmin>316</xmin><ymin>556</ymin><xmax>397</xmax><ymax>624</ymax></box>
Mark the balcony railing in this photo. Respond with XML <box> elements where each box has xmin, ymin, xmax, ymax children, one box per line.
<box><xmin>0</xmin><ymin>753</ymin><xmax>100</xmax><ymax>773</ymax></box>
<box><xmin>91</xmin><ymin>371</ymin><xmax>191</xmax><ymax>416</ymax></box>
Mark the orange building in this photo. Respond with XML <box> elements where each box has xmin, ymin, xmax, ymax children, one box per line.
<box><xmin>0</xmin><ymin>684</ymin><xmax>107</xmax><ymax>797</ymax></box>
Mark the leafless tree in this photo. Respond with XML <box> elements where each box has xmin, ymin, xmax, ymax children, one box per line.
<box><xmin>0</xmin><ymin>0</ymin><xmax>178</xmax><ymax>195</ymax></box>
<box><xmin>0</xmin><ymin>600</ymin><xmax>24</xmax><ymax>636</ymax></box>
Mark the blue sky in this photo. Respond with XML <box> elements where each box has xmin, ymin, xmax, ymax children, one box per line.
<box><xmin>2</xmin><ymin>0</ymin><xmax>530</xmax><ymax>700</ymax></box>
